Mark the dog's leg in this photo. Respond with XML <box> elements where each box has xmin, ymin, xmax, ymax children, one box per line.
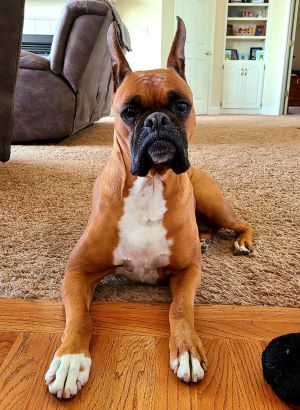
<box><xmin>169</xmin><ymin>263</ymin><xmax>207</xmax><ymax>383</ymax></box>
<box><xmin>196</xmin><ymin>214</ymin><xmax>216</xmax><ymax>253</ymax></box>
<box><xmin>189</xmin><ymin>167</ymin><xmax>253</xmax><ymax>255</ymax></box>
<box><xmin>45</xmin><ymin>269</ymin><xmax>105</xmax><ymax>399</ymax></box>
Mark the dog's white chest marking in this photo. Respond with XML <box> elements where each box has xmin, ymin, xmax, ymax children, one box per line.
<box><xmin>113</xmin><ymin>176</ymin><xmax>172</xmax><ymax>284</ymax></box>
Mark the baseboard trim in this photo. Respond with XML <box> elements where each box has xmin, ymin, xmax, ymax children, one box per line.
<box><xmin>208</xmin><ymin>106</ymin><xmax>281</xmax><ymax>115</ymax></box>
<box><xmin>208</xmin><ymin>106</ymin><xmax>221</xmax><ymax>115</ymax></box>
<box><xmin>261</xmin><ymin>107</ymin><xmax>279</xmax><ymax>115</ymax></box>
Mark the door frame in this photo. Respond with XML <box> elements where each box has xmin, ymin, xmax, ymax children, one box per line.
<box><xmin>280</xmin><ymin>0</ymin><xmax>299</xmax><ymax>114</ymax></box>
<box><xmin>174</xmin><ymin>0</ymin><xmax>217</xmax><ymax>115</ymax></box>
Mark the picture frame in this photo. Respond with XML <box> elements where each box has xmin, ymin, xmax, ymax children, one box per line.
<box><xmin>225</xmin><ymin>49</ymin><xmax>238</xmax><ymax>60</ymax></box>
<box><xmin>225</xmin><ymin>50</ymin><xmax>231</xmax><ymax>60</ymax></box>
<box><xmin>250</xmin><ymin>47</ymin><xmax>263</xmax><ymax>60</ymax></box>
<box><xmin>236</xmin><ymin>25</ymin><xmax>255</xmax><ymax>36</ymax></box>
<box><xmin>255</xmin><ymin>24</ymin><xmax>266</xmax><ymax>36</ymax></box>
<box><xmin>227</xmin><ymin>24</ymin><xmax>234</xmax><ymax>36</ymax></box>
<box><xmin>243</xmin><ymin>10</ymin><xmax>254</xmax><ymax>17</ymax></box>
<box><xmin>256</xmin><ymin>50</ymin><xmax>264</xmax><ymax>61</ymax></box>
<box><xmin>238</xmin><ymin>51</ymin><xmax>249</xmax><ymax>60</ymax></box>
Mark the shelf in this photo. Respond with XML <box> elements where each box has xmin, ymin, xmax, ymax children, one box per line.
<box><xmin>226</xmin><ymin>36</ymin><xmax>266</xmax><ymax>40</ymax></box>
<box><xmin>228</xmin><ymin>3</ymin><xmax>269</xmax><ymax>7</ymax></box>
<box><xmin>227</xmin><ymin>17</ymin><xmax>268</xmax><ymax>21</ymax></box>
<box><xmin>223</xmin><ymin>59</ymin><xmax>265</xmax><ymax>63</ymax></box>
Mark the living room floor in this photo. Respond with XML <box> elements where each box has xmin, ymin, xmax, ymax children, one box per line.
<box><xmin>0</xmin><ymin>300</ymin><xmax>298</xmax><ymax>409</ymax></box>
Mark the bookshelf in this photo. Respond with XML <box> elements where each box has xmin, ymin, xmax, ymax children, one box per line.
<box><xmin>221</xmin><ymin>1</ymin><xmax>270</xmax><ymax>111</ymax></box>
<box><xmin>225</xmin><ymin>1</ymin><xmax>269</xmax><ymax>61</ymax></box>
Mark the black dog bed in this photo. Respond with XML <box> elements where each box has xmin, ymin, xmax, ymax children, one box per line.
<box><xmin>262</xmin><ymin>333</ymin><xmax>300</xmax><ymax>408</ymax></box>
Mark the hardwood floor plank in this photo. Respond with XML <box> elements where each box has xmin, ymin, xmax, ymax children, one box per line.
<box><xmin>196</xmin><ymin>338</ymin><xmax>236</xmax><ymax>410</ymax></box>
<box><xmin>0</xmin><ymin>300</ymin><xmax>299</xmax><ymax>341</ymax></box>
<box><xmin>0</xmin><ymin>332</ymin><xmax>18</xmax><ymax>363</ymax></box>
<box><xmin>0</xmin><ymin>333</ymin><xmax>56</xmax><ymax>410</ymax></box>
<box><xmin>86</xmin><ymin>334</ymin><xmax>158</xmax><ymax>409</ymax></box>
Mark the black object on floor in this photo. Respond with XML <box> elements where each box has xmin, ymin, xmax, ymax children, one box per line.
<box><xmin>262</xmin><ymin>333</ymin><xmax>300</xmax><ymax>408</ymax></box>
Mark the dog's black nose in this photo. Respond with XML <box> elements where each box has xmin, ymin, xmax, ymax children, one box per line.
<box><xmin>144</xmin><ymin>112</ymin><xmax>171</xmax><ymax>130</ymax></box>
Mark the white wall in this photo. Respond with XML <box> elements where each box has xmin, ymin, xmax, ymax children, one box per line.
<box><xmin>23</xmin><ymin>0</ymin><xmax>65</xmax><ymax>35</ymax></box>
<box><xmin>116</xmin><ymin>0</ymin><xmax>163</xmax><ymax>71</ymax></box>
<box><xmin>161</xmin><ymin>0</ymin><xmax>175</xmax><ymax>67</ymax></box>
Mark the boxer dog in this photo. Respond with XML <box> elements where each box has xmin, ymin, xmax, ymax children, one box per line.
<box><xmin>45</xmin><ymin>17</ymin><xmax>253</xmax><ymax>399</ymax></box>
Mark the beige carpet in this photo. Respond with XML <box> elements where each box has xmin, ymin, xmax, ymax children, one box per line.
<box><xmin>1</xmin><ymin>115</ymin><xmax>299</xmax><ymax>307</ymax></box>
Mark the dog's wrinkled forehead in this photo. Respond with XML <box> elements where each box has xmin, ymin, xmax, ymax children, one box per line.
<box><xmin>114</xmin><ymin>68</ymin><xmax>193</xmax><ymax>111</ymax></box>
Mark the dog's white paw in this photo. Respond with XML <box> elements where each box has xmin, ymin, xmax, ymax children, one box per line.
<box><xmin>170</xmin><ymin>351</ymin><xmax>205</xmax><ymax>383</ymax></box>
<box><xmin>234</xmin><ymin>240</ymin><xmax>251</xmax><ymax>255</ymax></box>
<box><xmin>45</xmin><ymin>354</ymin><xmax>91</xmax><ymax>399</ymax></box>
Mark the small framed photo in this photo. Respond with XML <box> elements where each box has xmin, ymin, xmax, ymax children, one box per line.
<box><xmin>250</xmin><ymin>47</ymin><xmax>263</xmax><ymax>60</ymax></box>
<box><xmin>243</xmin><ymin>10</ymin><xmax>255</xmax><ymax>17</ymax></box>
<box><xmin>238</xmin><ymin>51</ymin><xmax>249</xmax><ymax>60</ymax></box>
<box><xmin>228</xmin><ymin>49</ymin><xmax>238</xmax><ymax>60</ymax></box>
<box><xmin>227</xmin><ymin>24</ymin><xmax>234</xmax><ymax>36</ymax></box>
<box><xmin>225</xmin><ymin>49</ymin><xmax>238</xmax><ymax>60</ymax></box>
<box><xmin>256</xmin><ymin>50</ymin><xmax>264</xmax><ymax>60</ymax></box>
<box><xmin>236</xmin><ymin>25</ymin><xmax>255</xmax><ymax>36</ymax></box>
<box><xmin>225</xmin><ymin>50</ymin><xmax>232</xmax><ymax>60</ymax></box>
<box><xmin>255</xmin><ymin>24</ymin><xmax>266</xmax><ymax>36</ymax></box>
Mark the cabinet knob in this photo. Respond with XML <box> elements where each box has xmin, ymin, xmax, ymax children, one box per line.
<box><xmin>245</xmin><ymin>68</ymin><xmax>248</xmax><ymax>76</ymax></box>
<box><xmin>205</xmin><ymin>49</ymin><xmax>213</xmax><ymax>56</ymax></box>
<box><xmin>241</xmin><ymin>68</ymin><xmax>244</xmax><ymax>76</ymax></box>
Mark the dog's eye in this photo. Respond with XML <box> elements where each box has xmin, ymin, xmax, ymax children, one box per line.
<box><xmin>174</xmin><ymin>101</ymin><xmax>190</xmax><ymax>113</ymax></box>
<box><xmin>122</xmin><ymin>106</ymin><xmax>140</xmax><ymax>119</ymax></box>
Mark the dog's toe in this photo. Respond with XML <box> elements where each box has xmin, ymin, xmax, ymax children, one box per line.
<box><xmin>171</xmin><ymin>351</ymin><xmax>205</xmax><ymax>383</ymax></box>
<box><xmin>45</xmin><ymin>354</ymin><xmax>91</xmax><ymax>399</ymax></box>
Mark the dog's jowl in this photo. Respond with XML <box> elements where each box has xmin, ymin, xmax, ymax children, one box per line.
<box><xmin>45</xmin><ymin>17</ymin><xmax>253</xmax><ymax>399</ymax></box>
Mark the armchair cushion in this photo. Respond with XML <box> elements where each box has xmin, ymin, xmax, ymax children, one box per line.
<box><xmin>19</xmin><ymin>51</ymin><xmax>50</xmax><ymax>71</ymax></box>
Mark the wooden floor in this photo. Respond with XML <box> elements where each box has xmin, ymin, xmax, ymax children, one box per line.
<box><xmin>0</xmin><ymin>300</ymin><xmax>298</xmax><ymax>410</ymax></box>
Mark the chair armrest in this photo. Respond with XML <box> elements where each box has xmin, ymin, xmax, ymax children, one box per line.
<box><xmin>19</xmin><ymin>51</ymin><xmax>50</xmax><ymax>71</ymax></box>
<box><xmin>50</xmin><ymin>0</ymin><xmax>111</xmax><ymax>75</ymax></box>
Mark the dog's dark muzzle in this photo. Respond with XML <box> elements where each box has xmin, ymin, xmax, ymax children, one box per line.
<box><xmin>148</xmin><ymin>139</ymin><xmax>176</xmax><ymax>165</ymax></box>
<box><xmin>130</xmin><ymin>112</ymin><xmax>190</xmax><ymax>176</ymax></box>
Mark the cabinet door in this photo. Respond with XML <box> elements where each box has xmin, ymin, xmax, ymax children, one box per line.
<box><xmin>222</xmin><ymin>61</ymin><xmax>244</xmax><ymax>108</ymax></box>
<box><xmin>242</xmin><ymin>62</ymin><xmax>264</xmax><ymax>109</ymax></box>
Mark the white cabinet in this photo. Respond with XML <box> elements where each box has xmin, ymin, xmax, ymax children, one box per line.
<box><xmin>222</xmin><ymin>61</ymin><xmax>265</xmax><ymax>109</ymax></box>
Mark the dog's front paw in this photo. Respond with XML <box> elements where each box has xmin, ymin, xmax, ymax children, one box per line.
<box><xmin>45</xmin><ymin>353</ymin><xmax>91</xmax><ymax>399</ymax></box>
<box><xmin>234</xmin><ymin>239</ymin><xmax>253</xmax><ymax>256</ymax></box>
<box><xmin>200</xmin><ymin>239</ymin><xmax>210</xmax><ymax>253</ymax></box>
<box><xmin>169</xmin><ymin>328</ymin><xmax>207</xmax><ymax>383</ymax></box>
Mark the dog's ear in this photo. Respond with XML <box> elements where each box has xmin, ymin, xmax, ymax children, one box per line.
<box><xmin>107</xmin><ymin>22</ymin><xmax>132</xmax><ymax>92</ymax></box>
<box><xmin>167</xmin><ymin>16</ymin><xmax>186</xmax><ymax>80</ymax></box>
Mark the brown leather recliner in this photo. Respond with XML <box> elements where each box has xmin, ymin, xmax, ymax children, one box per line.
<box><xmin>11</xmin><ymin>0</ymin><xmax>129</xmax><ymax>144</ymax></box>
<box><xmin>0</xmin><ymin>0</ymin><xmax>25</xmax><ymax>162</ymax></box>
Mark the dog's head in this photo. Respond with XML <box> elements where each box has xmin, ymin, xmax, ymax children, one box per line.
<box><xmin>107</xmin><ymin>17</ymin><xmax>195</xmax><ymax>177</ymax></box>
